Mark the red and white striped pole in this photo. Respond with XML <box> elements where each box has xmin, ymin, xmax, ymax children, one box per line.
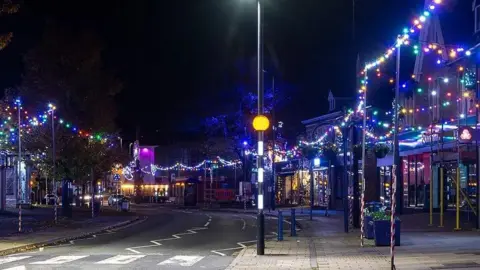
<box><xmin>349</xmin><ymin>185</ymin><xmax>354</xmax><ymax>231</ymax></box>
<box><xmin>390</xmin><ymin>165</ymin><xmax>397</xmax><ymax>270</ymax></box>
<box><xmin>360</xmin><ymin>193</ymin><xmax>365</xmax><ymax>245</ymax></box>
<box><xmin>360</xmin><ymin>72</ymin><xmax>368</xmax><ymax>247</ymax></box>
<box><xmin>390</xmin><ymin>38</ymin><xmax>401</xmax><ymax>270</ymax></box>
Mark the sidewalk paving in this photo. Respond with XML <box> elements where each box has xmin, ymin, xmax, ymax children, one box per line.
<box><xmin>227</xmin><ymin>213</ymin><xmax>480</xmax><ymax>270</ymax></box>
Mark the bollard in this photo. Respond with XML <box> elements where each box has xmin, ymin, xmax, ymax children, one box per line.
<box><xmin>290</xmin><ymin>208</ymin><xmax>296</xmax><ymax>236</ymax></box>
<box><xmin>277</xmin><ymin>210</ymin><xmax>283</xmax><ymax>241</ymax></box>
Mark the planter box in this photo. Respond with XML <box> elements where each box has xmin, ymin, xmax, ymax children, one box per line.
<box><xmin>373</xmin><ymin>220</ymin><xmax>401</xmax><ymax>246</ymax></box>
<box><xmin>363</xmin><ymin>216</ymin><xmax>374</xmax><ymax>239</ymax></box>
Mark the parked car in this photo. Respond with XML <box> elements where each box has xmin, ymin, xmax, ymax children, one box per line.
<box><xmin>44</xmin><ymin>194</ymin><xmax>57</xmax><ymax>205</ymax></box>
<box><xmin>108</xmin><ymin>195</ymin><xmax>125</xmax><ymax>206</ymax></box>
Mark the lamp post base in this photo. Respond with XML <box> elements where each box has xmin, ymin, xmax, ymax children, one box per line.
<box><xmin>257</xmin><ymin>211</ymin><xmax>265</xmax><ymax>255</ymax></box>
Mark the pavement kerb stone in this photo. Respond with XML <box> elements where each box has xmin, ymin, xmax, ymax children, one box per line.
<box><xmin>0</xmin><ymin>215</ymin><xmax>147</xmax><ymax>256</ymax></box>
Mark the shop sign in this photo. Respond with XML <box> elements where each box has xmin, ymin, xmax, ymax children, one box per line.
<box><xmin>421</xmin><ymin>133</ymin><xmax>440</xmax><ymax>144</ymax></box>
<box><xmin>277</xmin><ymin>160</ymin><xmax>299</xmax><ymax>174</ymax></box>
<box><xmin>458</xmin><ymin>126</ymin><xmax>475</xmax><ymax>143</ymax></box>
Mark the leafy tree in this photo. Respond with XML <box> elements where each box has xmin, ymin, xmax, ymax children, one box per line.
<box><xmin>0</xmin><ymin>0</ymin><xmax>20</xmax><ymax>50</ymax></box>
<box><xmin>17</xmin><ymin>22</ymin><xmax>122</xmax><ymax>132</ymax></box>
<box><xmin>5</xmin><ymin>21</ymin><xmax>124</xmax><ymax>191</ymax></box>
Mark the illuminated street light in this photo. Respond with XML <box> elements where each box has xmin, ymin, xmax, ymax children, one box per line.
<box><xmin>48</xmin><ymin>103</ymin><xmax>57</xmax><ymax>224</ymax></box>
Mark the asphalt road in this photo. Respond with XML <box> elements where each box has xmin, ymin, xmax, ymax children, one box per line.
<box><xmin>0</xmin><ymin>204</ymin><xmax>286</xmax><ymax>270</ymax></box>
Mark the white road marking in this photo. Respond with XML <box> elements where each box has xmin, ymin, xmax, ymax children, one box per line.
<box><xmin>210</xmin><ymin>250</ymin><xmax>226</xmax><ymax>256</ymax></box>
<box><xmin>127</xmin><ymin>227</ymin><xmax>208</xmax><ymax>253</ymax></box>
<box><xmin>211</xmin><ymin>247</ymin><xmax>243</xmax><ymax>256</ymax></box>
<box><xmin>0</xmin><ymin>257</ymin><xmax>31</xmax><ymax>265</ymax></box>
<box><xmin>241</xmin><ymin>219</ymin><xmax>246</xmax><ymax>230</ymax></box>
<box><xmin>172</xmin><ymin>210</ymin><xmax>193</xmax><ymax>214</ymax></box>
<box><xmin>30</xmin><ymin>255</ymin><xmax>88</xmax><ymax>265</ymax></box>
<box><xmin>158</xmin><ymin>255</ymin><xmax>204</xmax><ymax>266</ymax></box>
<box><xmin>204</xmin><ymin>222</ymin><xmax>210</xmax><ymax>227</ymax></box>
<box><xmin>2</xmin><ymin>265</ymin><xmax>26</xmax><ymax>270</ymax></box>
<box><xmin>96</xmin><ymin>255</ymin><xmax>145</xmax><ymax>264</ymax></box>
<box><xmin>125</xmin><ymin>248</ymin><xmax>142</xmax><ymax>254</ymax></box>
<box><xmin>237</xmin><ymin>240</ymin><xmax>257</xmax><ymax>248</ymax></box>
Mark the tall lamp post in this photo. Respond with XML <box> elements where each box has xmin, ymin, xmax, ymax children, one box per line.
<box><xmin>253</xmin><ymin>115</ymin><xmax>269</xmax><ymax>255</ymax></box>
<box><xmin>15</xmin><ymin>98</ymin><xmax>22</xmax><ymax>232</ymax></box>
<box><xmin>48</xmin><ymin>103</ymin><xmax>57</xmax><ymax>224</ymax></box>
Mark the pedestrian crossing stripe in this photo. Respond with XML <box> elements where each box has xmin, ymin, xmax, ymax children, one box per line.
<box><xmin>95</xmin><ymin>255</ymin><xmax>145</xmax><ymax>264</ymax></box>
<box><xmin>30</xmin><ymin>255</ymin><xmax>88</xmax><ymax>265</ymax></box>
<box><xmin>2</xmin><ymin>266</ymin><xmax>26</xmax><ymax>270</ymax></box>
<box><xmin>0</xmin><ymin>257</ymin><xmax>31</xmax><ymax>265</ymax></box>
<box><xmin>1</xmin><ymin>254</ymin><xmax>207</xmax><ymax>267</ymax></box>
<box><xmin>158</xmin><ymin>255</ymin><xmax>204</xmax><ymax>266</ymax></box>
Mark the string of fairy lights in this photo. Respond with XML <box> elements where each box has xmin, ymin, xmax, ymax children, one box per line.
<box><xmin>122</xmin><ymin>156</ymin><xmax>243</xmax><ymax>181</ymax></box>
<box><xmin>119</xmin><ymin>0</ymin><xmax>475</xmax><ymax>167</ymax></box>
<box><xmin>111</xmin><ymin>0</ymin><xmax>480</xmax><ymax>180</ymax></box>
<box><xmin>0</xmin><ymin>100</ymin><xmax>113</xmax><ymax>154</ymax></box>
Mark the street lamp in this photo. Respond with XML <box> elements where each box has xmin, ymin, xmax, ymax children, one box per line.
<box><xmin>15</xmin><ymin>98</ymin><xmax>22</xmax><ymax>232</ymax></box>
<box><xmin>118</xmin><ymin>137</ymin><xmax>123</xmax><ymax>150</ymax></box>
<box><xmin>252</xmin><ymin>114</ymin><xmax>269</xmax><ymax>255</ymax></box>
<box><xmin>48</xmin><ymin>103</ymin><xmax>57</xmax><ymax>224</ymax></box>
<box><xmin>241</xmin><ymin>0</ymin><xmax>264</xmax><ymax>255</ymax></box>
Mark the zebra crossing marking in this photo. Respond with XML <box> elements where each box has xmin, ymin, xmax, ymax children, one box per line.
<box><xmin>0</xmin><ymin>257</ymin><xmax>31</xmax><ymax>265</ymax></box>
<box><xmin>30</xmin><ymin>255</ymin><xmax>88</xmax><ymax>265</ymax></box>
<box><xmin>2</xmin><ymin>265</ymin><xmax>26</xmax><ymax>270</ymax></box>
<box><xmin>1</xmin><ymin>254</ymin><xmax>207</xmax><ymax>267</ymax></box>
<box><xmin>95</xmin><ymin>255</ymin><xmax>145</xmax><ymax>264</ymax></box>
<box><xmin>158</xmin><ymin>255</ymin><xmax>204</xmax><ymax>266</ymax></box>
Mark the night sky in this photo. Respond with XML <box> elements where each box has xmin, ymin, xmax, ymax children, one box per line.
<box><xmin>0</xmin><ymin>0</ymin><xmax>474</xmax><ymax>145</ymax></box>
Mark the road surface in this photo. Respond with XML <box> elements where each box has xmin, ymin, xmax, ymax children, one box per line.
<box><xmin>0</xmin><ymin>205</ymin><xmax>286</xmax><ymax>270</ymax></box>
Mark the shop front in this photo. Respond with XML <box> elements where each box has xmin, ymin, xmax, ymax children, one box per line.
<box><xmin>275</xmin><ymin>159</ymin><xmax>331</xmax><ymax>207</ymax></box>
<box><xmin>400</xmin><ymin>126</ymin><xmax>478</xmax><ymax>213</ymax></box>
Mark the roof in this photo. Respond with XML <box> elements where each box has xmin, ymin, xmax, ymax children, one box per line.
<box><xmin>301</xmin><ymin>111</ymin><xmax>344</xmax><ymax>125</ymax></box>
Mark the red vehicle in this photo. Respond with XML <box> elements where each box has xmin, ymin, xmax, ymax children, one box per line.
<box><xmin>214</xmin><ymin>188</ymin><xmax>235</xmax><ymax>203</ymax></box>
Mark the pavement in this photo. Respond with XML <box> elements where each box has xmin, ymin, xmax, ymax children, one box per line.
<box><xmin>226</xmin><ymin>212</ymin><xmax>480</xmax><ymax>270</ymax></box>
<box><xmin>0</xmin><ymin>204</ymin><xmax>291</xmax><ymax>269</ymax></box>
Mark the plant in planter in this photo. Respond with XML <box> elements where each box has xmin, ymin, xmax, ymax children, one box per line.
<box><xmin>353</xmin><ymin>143</ymin><xmax>370</xmax><ymax>159</ymax></box>
<box><xmin>363</xmin><ymin>208</ymin><xmax>375</xmax><ymax>239</ymax></box>
<box><xmin>300</xmin><ymin>145</ymin><xmax>320</xmax><ymax>161</ymax></box>
<box><xmin>371</xmin><ymin>212</ymin><xmax>401</xmax><ymax>246</ymax></box>
<box><xmin>321</xmin><ymin>142</ymin><xmax>338</xmax><ymax>162</ymax></box>
<box><xmin>374</xmin><ymin>143</ymin><xmax>390</xmax><ymax>159</ymax></box>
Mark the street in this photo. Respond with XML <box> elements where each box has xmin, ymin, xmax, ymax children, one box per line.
<box><xmin>0</xmin><ymin>205</ymin><xmax>284</xmax><ymax>270</ymax></box>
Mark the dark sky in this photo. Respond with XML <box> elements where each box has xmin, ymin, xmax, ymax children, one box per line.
<box><xmin>0</xmin><ymin>0</ymin><xmax>474</xmax><ymax>145</ymax></box>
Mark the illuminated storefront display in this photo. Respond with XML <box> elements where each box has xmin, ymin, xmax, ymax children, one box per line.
<box><xmin>121</xmin><ymin>184</ymin><xmax>169</xmax><ymax>196</ymax></box>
